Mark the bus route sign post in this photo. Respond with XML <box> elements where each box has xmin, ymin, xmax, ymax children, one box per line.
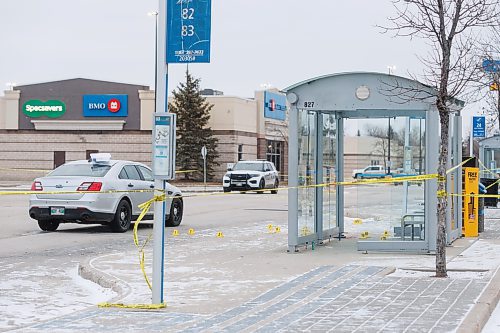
<box><xmin>152</xmin><ymin>0</ymin><xmax>212</xmax><ymax>305</ymax></box>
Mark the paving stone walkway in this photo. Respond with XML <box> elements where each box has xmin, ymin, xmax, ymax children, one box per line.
<box><xmin>24</xmin><ymin>265</ymin><xmax>488</xmax><ymax>333</ymax></box>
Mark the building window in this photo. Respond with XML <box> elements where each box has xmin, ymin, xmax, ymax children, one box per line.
<box><xmin>266</xmin><ymin>140</ymin><xmax>283</xmax><ymax>172</ymax></box>
<box><xmin>238</xmin><ymin>145</ymin><xmax>243</xmax><ymax>161</ymax></box>
<box><xmin>370</xmin><ymin>160</ymin><xmax>380</xmax><ymax>166</ymax></box>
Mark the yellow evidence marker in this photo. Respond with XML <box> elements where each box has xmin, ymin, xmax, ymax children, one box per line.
<box><xmin>188</xmin><ymin>228</ymin><xmax>195</xmax><ymax>235</ymax></box>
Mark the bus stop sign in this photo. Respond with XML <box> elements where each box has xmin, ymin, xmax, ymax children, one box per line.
<box><xmin>472</xmin><ymin>116</ymin><xmax>485</xmax><ymax>138</ymax></box>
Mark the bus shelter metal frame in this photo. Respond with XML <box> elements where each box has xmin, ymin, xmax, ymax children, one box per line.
<box><xmin>285</xmin><ymin>72</ymin><xmax>463</xmax><ymax>253</ymax></box>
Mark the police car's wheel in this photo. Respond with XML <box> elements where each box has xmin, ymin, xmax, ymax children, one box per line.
<box><xmin>111</xmin><ymin>200</ymin><xmax>131</xmax><ymax>233</ymax></box>
<box><xmin>271</xmin><ymin>179</ymin><xmax>279</xmax><ymax>194</ymax></box>
<box><xmin>257</xmin><ymin>179</ymin><xmax>265</xmax><ymax>194</ymax></box>
<box><xmin>38</xmin><ymin>220</ymin><xmax>59</xmax><ymax>232</ymax></box>
<box><xmin>166</xmin><ymin>197</ymin><xmax>183</xmax><ymax>227</ymax></box>
<box><xmin>223</xmin><ymin>188</ymin><xmax>231</xmax><ymax>193</ymax></box>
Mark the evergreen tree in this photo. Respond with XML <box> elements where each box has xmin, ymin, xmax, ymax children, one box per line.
<box><xmin>168</xmin><ymin>70</ymin><xmax>219</xmax><ymax>181</ymax></box>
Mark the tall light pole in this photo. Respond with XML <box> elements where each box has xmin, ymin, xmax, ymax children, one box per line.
<box><xmin>148</xmin><ymin>11</ymin><xmax>158</xmax><ymax>110</ymax></box>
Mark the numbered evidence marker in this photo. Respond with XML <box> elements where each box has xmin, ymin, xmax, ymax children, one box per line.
<box><xmin>353</xmin><ymin>218</ymin><xmax>363</xmax><ymax>225</ymax></box>
<box><xmin>360</xmin><ymin>231</ymin><xmax>369</xmax><ymax>239</ymax></box>
<box><xmin>172</xmin><ymin>229</ymin><xmax>180</xmax><ymax>237</ymax></box>
<box><xmin>216</xmin><ymin>231</ymin><xmax>224</xmax><ymax>238</ymax></box>
<box><xmin>188</xmin><ymin>228</ymin><xmax>195</xmax><ymax>235</ymax></box>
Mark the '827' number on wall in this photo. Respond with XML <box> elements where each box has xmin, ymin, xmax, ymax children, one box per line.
<box><xmin>304</xmin><ymin>102</ymin><xmax>315</xmax><ymax>108</ymax></box>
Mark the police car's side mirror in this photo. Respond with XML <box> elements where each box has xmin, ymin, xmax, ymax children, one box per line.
<box><xmin>227</xmin><ymin>167</ymin><xmax>233</xmax><ymax>171</ymax></box>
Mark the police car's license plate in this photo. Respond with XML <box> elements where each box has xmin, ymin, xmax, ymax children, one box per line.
<box><xmin>232</xmin><ymin>182</ymin><xmax>244</xmax><ymax>186</ymax></box>
<box><xmin>50</xmin><ymin>207</ymin><xmax>65</xmax><ymax>215</ymax></box>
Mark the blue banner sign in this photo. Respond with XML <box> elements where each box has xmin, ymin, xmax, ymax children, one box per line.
<box><xmin>83</xmin><ymin>95</ymin><xmax>128</xmax><ymax>117</ymax></box>
<box><xmin>167</xmin><ymin>0</ymin><xmax>211</xmax><ymax>63</ymax></box>
<box><xmin>472</xmin><ymin>116</ymin><xmax>486</xmax><ymax>138</ymax></box>
<box><xmin>264</xmin><ymin>91</ymin><xmax>287</xmax><ymax>121</ymax></box>
<box><xmin>482</xmin><ymin>59</ymin><xmax>500</xmax><ymax>73</ymax></box>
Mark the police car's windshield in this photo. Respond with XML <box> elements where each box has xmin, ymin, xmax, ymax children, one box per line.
<box><xmin>49</xmin><ymin>164</ymin><xmax>112</xmax><ymax>177</ymax></box>
<box><xmin>233</xmin><ymin>162</ymin><xmax>265</xmax><ymax>172</ymax></box>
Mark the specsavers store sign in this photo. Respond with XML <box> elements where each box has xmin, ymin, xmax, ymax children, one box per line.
<box><xmin>23</xmin><ymin>100</ymin><xmax>66</xmax><ymax>118</ymax></box>
<box><xmin>83</xmin><ymin>94</ymin><xmax>128</xmax><ymax>117</ymax></box>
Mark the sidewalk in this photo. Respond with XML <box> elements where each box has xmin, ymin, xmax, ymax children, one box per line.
<box><xmin>17</xmin><ymin>212</ymin><xmax>500</xmax><ymax>333</ymax></box>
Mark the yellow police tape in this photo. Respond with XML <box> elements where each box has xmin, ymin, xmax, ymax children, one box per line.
<box><xmin>98</xmin><ymin>193</ymin><xmax>165</xmax><ymax>310</ymax></box>
<box><xmin>98</xmin><ymin>302</ymin><xmax>166</xmax><ymax>309</ymax></box>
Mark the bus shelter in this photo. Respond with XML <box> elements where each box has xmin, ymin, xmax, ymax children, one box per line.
<box><xmin>284</xmin><ymin>72</ymin><xmax>464</xmax><ymax>253</ymax></box>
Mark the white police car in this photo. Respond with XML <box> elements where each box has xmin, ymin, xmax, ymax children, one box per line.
<box><xmin>29</xmin><ymin>153</ymin><xmax>183</xmax><ymax>232</ymax></box>
<box><xmin>223</xmin><ymin>160</ymin><xmax>279</xmax><ymax>194</ymax></box>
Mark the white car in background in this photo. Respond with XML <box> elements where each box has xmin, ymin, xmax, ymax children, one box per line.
<box><xmin>223</xmin><ymin>160</ymin><xmax>279</xmax><ymax>194</ymax></box>
<box><xmin>29</xmin><ymin>154</ymin><xmax>183</xmax><ymax>232</ymax></box>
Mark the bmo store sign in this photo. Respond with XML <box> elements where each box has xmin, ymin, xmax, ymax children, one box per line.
<box><xmin>83</xmin><ymin>94</ymin><xmax>128</xmax><ymax>117</ymax></box>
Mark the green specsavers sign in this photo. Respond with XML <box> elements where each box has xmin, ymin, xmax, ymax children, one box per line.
<box><xmin>23</xmin><ymin>100</ymin><xmax>66</xmax><ymax>118</ymax></box>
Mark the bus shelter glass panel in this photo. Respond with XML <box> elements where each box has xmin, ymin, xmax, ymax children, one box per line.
<box><xmin>322</xmin><ymin>113</ymin><xmax>337</xmax><ymax>232</ymax></box>
<box><xmin>483</xmin><ymin>148</ymin><xmax>500</xmax><ymax>178</ymax></box>
<box><xmin>345</xmin><ymin>117</ymin><xmax>426</xmax><ymax>241</ymax></box>
<box><xmin>298</xmin><ymin>109</ymin><xmax>317</xmax><ymax>238</ymax></box>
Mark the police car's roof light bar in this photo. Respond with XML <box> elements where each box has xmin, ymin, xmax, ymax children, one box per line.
<box><xmin>89</xmin><ymin>153</ymin><xmax>112</xmax><ymax>164</ymax></box>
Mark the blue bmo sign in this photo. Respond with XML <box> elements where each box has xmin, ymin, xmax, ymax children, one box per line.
<box><xmin>167</xmin><ymin>0</ymin><xmax>211</xmax><ymax>63</ymax></box>
<box><xmin>264</xmin><ymin>92</ymin><xmax>287</xmax><ymax>121</ymax></box>
<box><xmin>472</xmin><ymin>116</ymin><xmax>486</xmax><ymax>138</ymax></box>
<box><xmin>83</xmin><ymin>95</ymin><xmax>128</xmax><ymax>117</ymax></box>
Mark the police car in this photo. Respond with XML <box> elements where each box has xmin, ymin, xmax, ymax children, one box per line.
<box><xmin>223</xmin><ymin>160</ymin><xmax>279</xmax><ymax>194</ymax></box>
<box><xmin>28</xmin><ymin>153</ymin><xmax>183</xmax><ymax>232</ymax></box>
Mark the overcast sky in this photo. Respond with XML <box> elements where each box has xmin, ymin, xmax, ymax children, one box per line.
<box><xmin>0</xmin><ymin>0</ymin><xmax>481</xmax><ymax>131</ymax></box>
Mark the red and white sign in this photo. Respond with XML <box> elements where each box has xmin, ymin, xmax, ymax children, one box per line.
<box><xmin>108</xmin><ymin>99</ymin><xmax>121</xmax><ymax>113</ymax></box>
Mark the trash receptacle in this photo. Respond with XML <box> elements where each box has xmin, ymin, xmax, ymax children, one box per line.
<box><xmin>478</xmin><ymin>182</ymin><xmax>486</xmax><ymax>233</ymax></box>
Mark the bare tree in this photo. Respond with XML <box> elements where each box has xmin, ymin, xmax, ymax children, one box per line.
<box><xmin>364</xmin><ymin>124</ymin><xmax>402</xmax><ymax>169</ymax></box>
<box><xmin>384</xmin><ymin>0</ymin><xmax>499</xmax><ymax>277</ymax></box>
<box><xmin>481</xmin><ymin>26</ymin><xmax>500</xmax><ymax>133</ymax></box>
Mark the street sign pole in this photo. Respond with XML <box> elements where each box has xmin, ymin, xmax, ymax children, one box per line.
<box><xmin>151</xmin><ymin>0</ymin><xmax>211</xmax><ymax>306</ymax></box>
<box><xmin>201</xmin><ymin>145</ymin><xmax>207</xmax><ymax>191</ymax></box>
<box><xmin>152</xmin><ymin>0</ymin><xmax>168</xmax><ymax>305</ymax></box>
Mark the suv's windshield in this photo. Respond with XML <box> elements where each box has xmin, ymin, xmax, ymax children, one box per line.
<box><xmin>232</xmin><ymin>162</ymin><xmax>265</xmax><ymax>172</ymax></box>
<box><xmin>49</xmin><ymin>164</ymin><xmax>112</xmax><ymax>177</ymax></box>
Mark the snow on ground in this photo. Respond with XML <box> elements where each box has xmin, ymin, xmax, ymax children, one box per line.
<box><xmin>0</xmin><ymin>261</ymin><xmax>115</xmax><ymax>331</ymax></box>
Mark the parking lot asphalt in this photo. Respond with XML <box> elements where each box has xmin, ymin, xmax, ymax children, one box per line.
<box><xmin>12</xmin><ymin>208</ymin><xmax>500</xmax><ymax>333</ymax></box>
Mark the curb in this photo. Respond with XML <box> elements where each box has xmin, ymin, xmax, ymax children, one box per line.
<box><xmin>78</xmin><ymin>257</ymin><xmax>131</xmax><ymax>304</ymax></box>
<box><xmin>456</xmin><ymin>266</ymin><xmax>500</xmax><ymax>333</ymax></box>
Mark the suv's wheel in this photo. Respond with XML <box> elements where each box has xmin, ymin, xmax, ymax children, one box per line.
<box><xmin>111</xmin><ymin>199</ymin><xmax>131</xmax><ymax>233</ymax></box>
<box><xmin>38</xmin><ymin>220</ymin><xmax>59</xmax><ymax>232</ymax></box>
<box><xmin>223</xmin><ymin>187</ymin><xmax>231</xmax><ymax>193</ymax></box>
<box><xmin>271</xmin><ymin>179</ymin><xmax>279</xmax><ymax>194</ymax></box>
<box><xmin>257</xmin><ymin>179</ymin><xmax>265</xmax><ymax>194</ymax></box>
<box><xmin>166</xmin><ymin>197</ymin><xmax>183</xmax><ymax>227</ymax></box>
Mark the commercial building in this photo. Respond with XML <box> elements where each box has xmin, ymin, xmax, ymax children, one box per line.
<box><xmin>0</xmin><ymin>78</ymin><xmax>288</xmax><ymax>181</ymax></box>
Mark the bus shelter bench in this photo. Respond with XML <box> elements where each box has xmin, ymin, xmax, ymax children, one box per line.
<box><xmin>401</xmin><ymin>214</ymin><xmax>425</xmax><ymax>240</ymax></box>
